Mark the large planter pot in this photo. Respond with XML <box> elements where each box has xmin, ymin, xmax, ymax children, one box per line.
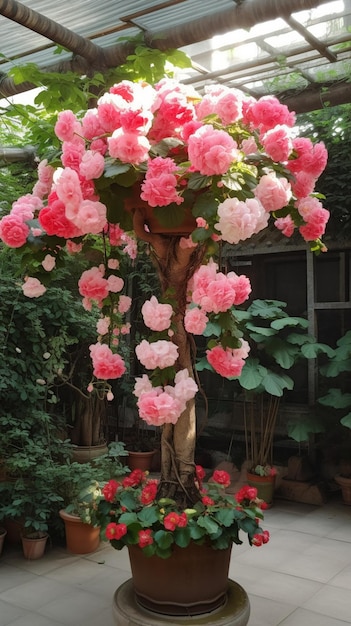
<box><xmin>71</xmin><ymin>442</ymin><xmax>108</xmax><ymax>464</ymax></box>
<box><xmin>21</xmin><ymin>532</ymin><xmax>48</xmax><ymax>560</ymax></box>
<box><xmin>127</xmin><ymin>450</ymin><xmax>155</xmax><ymax>472</ymax></box>
<box><xmin>59</xmin><ymin>509</ymin><xmax>100</xmax><ymax>554</ymax></box>
<box><xmin>334</xmin><ymin>474</ymin><xmax>351</xmax><ymax>505</ymax></box>
<box><xmin>0</xmin><ymin>528</ymin><xmax>7</xmax><ymax>556</ymax></box>
<box><xmin>127</xmin><ymin>542</ymin><xmax>233</xmax><ymax>616</ymax></box>
<box><xmin>247</xmin><ymin>471</ymin><xmax>276</xmax><ymax>508</ymax></box>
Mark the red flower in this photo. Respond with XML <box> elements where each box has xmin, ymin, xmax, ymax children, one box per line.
<box><xmin>140</xmin><ymin>480</ymin><xmax>158</xmax><ymax>505</ymax></box>
<box><xmin>164</xmin><ymin>512</ymin><xmax>179</xmax><ymax>531</ymax></box>
<box><xmin>177</xmin><ymin>512</ymin><xmax>188</xmax><ymax>528</ymax></box>
<box><xmin>105</xmin><ymin>522</ymin><xmax>127</xmax><ymax>540</ymax></box>
<box><xmin>235</xmin><ymin>485</ymin><xmax>258</xmax><ymax>503</ymax></box>
<box><xmin>202</xmin><ymin>495</ymin><xmax>215</xmax><ymax>506</ymax></box>
<box><xmin>138</xmin><ymin>529</ymin><xmax>153</xmax><ymax>548</ymax></box>
<box><xmin>212</xmin><ymin>470</ymin><xmax>231</xmax><ymax>488</ymax></box>
<box><xmin>196</xmin><ymin>465</ymin><xmax>206</xmax><ymax>483</ymax></box>
<box><xmin>102</xmin><ymin>479</ymin><xmax>120</xmax><ymax>502</ymax></box>
<box><xmin>122</xmin><ymin>469</ymin><xmax>145</xmax><ymax>487</ymax></box>
<box><xmin>252</xmin><ymin>530</ymin><xmax>270</xmax><ymax>547</ymax></box>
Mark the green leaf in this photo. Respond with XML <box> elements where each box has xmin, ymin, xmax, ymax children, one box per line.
<box><xmin>271</xmin><ymin>316</ymin><xmax>309</xmax><ymax>330</ymax></box>
<box><xmin>174</xmin><ymin>527</ymin><xmax>191</xmax><ymax>548</ymax></box>
<box><xmin>318</xmin><ymin>388</ymin><xmax>351</xmax><ymax>408</ymax></box>
<box><xmin>215</xmin><ymin>508</ymin><xmax>236</xmax><ymax>527</ymax></box>
<box><xmin>137</xmin><ymin>506</ymin><xmax>159</xmax><ymax>526</ymax></box>
<box><xmin>340</xmin><ymin>413</ymin><xmax>351</xmax><ymax>428</ymax></box>
<box><xmin>116</xmin><ymin>511</ymin><xmax>138</xmax><ymax>526</ymax></box>
<box><xmin>239</xmin><ymin>358</ymin><xmax>266</xmax><ymax>390</ymax></box>
<box><xmin>261</xmin><ymin>371</ymin><xmax>293</xmax><ymax>396</ymax></box>
<box><xmin>196</xmin><ymin>516</ymin><xmax>220</xmax><ymax>535</ymax></box>
<box><xmin>153</xmin><ymin>529</ymin><xmax>174</xmax><ymax>550</ymax></box>
<box><xmin>301</xmin><ymin>343</ymin><xmax>335</xmax><ymax>359</ymax></box>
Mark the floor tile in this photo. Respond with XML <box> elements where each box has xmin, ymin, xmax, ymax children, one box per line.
<box><xmin>0</xmin><ymin>600</ymin><xmax>26</xmax><ymax>626</ymax></box>
<box><xmin>0</xmin><ymin>577</ymin><xmax>72</xmax><ymax>611</ymax></box>
<box><xmin>245</xmin><ymin>594</ymin><xmax>296</xmax><ymax>626</ymax></box>
<box><xmin>37</xmin><ymin>588</ymin><xmax>111</xmax><ymax>625</ymax></box>
<box><xmin>329</xmin><ymin>564</ymin><xmax>351</xmax><ymax>590</ymax></box>
<box><xmin>242</xmin><ymin>570</ymin><xmax>323</xmax><ymax>605</ymax></box>
<box><xmin>303</xmin><ymin>585</ymin><xmax>351</xmax><ymax>622</ymax></box>
<box><xmin>279</xmin><ymin>607</ymin><xmax>351</xmax><ymax>625</ymax></box>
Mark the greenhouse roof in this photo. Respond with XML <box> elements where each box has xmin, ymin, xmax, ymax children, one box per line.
<box><xmin>0</xmin><ymin>0</ymin><xmax>351</xmax><ymax>112</ymax></box>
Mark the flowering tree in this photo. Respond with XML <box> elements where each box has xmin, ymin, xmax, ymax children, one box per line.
<box><xmin>0</xmin><ymin>77</ymin><xmax>329</xmax><ymax>508</ymax></box>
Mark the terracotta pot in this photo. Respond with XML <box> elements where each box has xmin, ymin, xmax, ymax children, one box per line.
<box><xmin>128</xmin><ymin>542</ymin><xmax>232</xmax><ymax>616</ymax></box>
<box><xmin>127</xmin><ymin>450</ymin><xmax>155</xmax><ymax>472</ymax></box>
<box><xmin>71</xmin><ymin>442</ymin><xmax>108</xmax><ymax>464</ymax></box>
<box><xmin>0</xmin><ymin>528</ymin><xmax>7</xmax><ymax>556</ymax></box>
<box><xmin>59</xmin><ymin>509</ymin><xmax>100</xmax><ymax>554</ymax></box>
<box><xmin>246</xmin><ymin>471</ymin><xmax>276</xmax><ymax>508</ymax></box>
<box><xmin>21</xmin><ymin>532</ymin><xmax>48</xmax><ymax>560</ymax></box>
<box><xmin>334</xmin><ymin>474</ymin><xmax>351</xmax><ymax>505</ymax></box>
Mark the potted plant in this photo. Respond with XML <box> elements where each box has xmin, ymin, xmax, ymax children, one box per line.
<box><xmin>97</xmin><ymin>466</ymin><xmax>268</xmax><ymax>614</ymax></box>
<box><xmin>0</xmin><ymin>69</ymin><xmax>329</xmax><ymax>617</ymax></box>
<box><xmin>0</xmin><ymin>475</ymin><xmax>63</xmax><ymax>559</ymax></box>
<box><xmin>58</xmin><ymin>441</ymin><xmax>129</xmax><ymax>553</ymax></box>
<box><xmin>221</xmin><ymin>299</ymin><xmax>323</xmax><ymax>506</ymax></box>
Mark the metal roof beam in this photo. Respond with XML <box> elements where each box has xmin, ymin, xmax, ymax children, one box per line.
<box><xmin>0</xmin><ymin>0</ymin><xmax>105</xmax><ymax>65</ymax></box>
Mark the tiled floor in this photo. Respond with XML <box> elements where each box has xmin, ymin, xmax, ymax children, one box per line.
<box><xmin>0</xmin><ymin>497</ymin><xmax>350</xmax><ymax>626</ymax></box>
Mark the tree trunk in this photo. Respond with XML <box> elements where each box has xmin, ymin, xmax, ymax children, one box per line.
<box><xmin>133</xmin><ymin>209</ymin><xmax>205</xmax><ymax>508</ymax></box>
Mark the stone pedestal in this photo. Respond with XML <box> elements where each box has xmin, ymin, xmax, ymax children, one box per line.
<box><xmin>113</xmin><ymin>579</ymin><xmax>250</xmax><ymax>626</ymax></box>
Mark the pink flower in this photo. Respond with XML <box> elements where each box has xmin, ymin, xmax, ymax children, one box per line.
<box><xmin>297</xmin><ymin>196</ymin><xmax>330</xmax><ymax>241</ymax></box>
<box><xmin>188</xmin><ymin>124</ymin><xmax>238</xmax><ymax>175</ymax></box>
<box><xmin>135</xmin><ymin>339</ymin><xmax>178</xmax><ymax>370</ymax></box>
<box><xmin>244</xmin><ymin>96</ymin><xmax>296</xmax><ymax>133</ymax></box>
<box><xmin>141</xmin><ymin>296</ymin><xmax>173</xmax><ymax>331</ymax></box>
<box><xmin>140</xmin><ymin>157</ymin><xmax>182</xmax><ymax>207</ymax></box>
<box><xmin>39</xmin><ymin>193</ymin><xmax>82</xmax><ymax>238</ymax></box>
<box><xmin>54</xmin><ymin>110</ymin><xmax>82</xmax><ymax>142</ymax></box>
<box><xmin>206</xmin><ymin>343</ymin><xmax>249</xmax><ymax>378</ymax></box>
<box><xmin>118</xmin><ymin>295</ymin><xmax>132</xmax><ymax>314</ymax></box>
<box><xmin>105</xmin><ymin>522</ymin><xmax>127</xmax><ymax>541</ymax></box>
<box><xmin>21</xmin><ymin>277</ymin><xmax>46</xmax><ymax>298</ymax></box>
<box><xmin>61</xmin><ymin>140</ymin><xmax>85</xmax><ymax>170</ymax></box>
<box><xmin>212</xmin><ymin>470</ymin><xmax>231</xmax><ymax>488</ymax></box>
<box><xmin>108</xmin><ymin>129</ymin><xmax>150</xmax><ymax>164</ymax></box>
<box><xmin>89</xmin><ymin>343</ymin><xmax>126</xmax><ymax>380</ymax></box>
<box><xmin>184</xmin><ymin>307</ymin><xmax>209</xmax><ymax>334</ymax></box>
<box><xmin>96</xmin><ymin>316</ymin><xmax>110</xmax><ymax>335</ymax></box>
<box><xmin>274</xmin><ymin>215</ymin><xmax>295</xmax><ymax>237</ymax></box>
<box><xmin>55</xmin><ymin>167</ymin><xmax>83</xmax><ymax>213</ymax></box>
<box><xmin>66</xmin><ymin>199</ymin><xmax>107</xmax><ymax>235</ymax></box>
<box><xmin>78</xmin><ymin>267</ymin><xmax>109</xmax><ymax>303</ymax></box>
<box><xmin>138</xmin><ymin>529</ymin><xmax>153</xmax><ymax>548</ymax></box>
<box><xmin>42</xmin><ymin>254</ymin><xmax>56</xmax><ymax>271</ymax></box>
<box><xmin>137</xmin><ymin>389</ymin><xmax>182</xmax><ymax>426</ymax></box>
<box><xmin>172</xmin><ymin>369</ymin><xmax>198</xmax><ymax>402</ymax></box>
<box><xmin>215</xmin><ymin>197</ymin><xmax>269</xmax><ymax>244</ymax></box>
<box><xmin>254</xmin><ymin>173</ymin><xmax>292</xmax><ymax>212</ymax></box>
<box><xmin>0</xmin><ymin>213</ymin><xmax>29</xmax><ymax>247</ymax></box>
<box><xmin>290</xmin><ymin>171</ymin><xmax>316</xmax><ymax>199</ymax></box>
<box><xmin>79</xmin><ymin>150</ymin><xmax>105</xmax><ymax>180</ymax></box>
<box><xmin>107</xmin><ymin>275</ymin><xmax>124</xmax><ymax>293</ymax></box>
<box><xmin>288</xmin><ymin>138</ymin><xmax>328</xmax><ymax>178</ymax></box>
<box><xmin>261</xmin><ymin>125</ymin><xmax>293</xmax><ymax>162</ymax></box>
<box><xmin>196</xmin><ymin>85</ymin><xmax>243</xmax><ymax>124</ymax></box>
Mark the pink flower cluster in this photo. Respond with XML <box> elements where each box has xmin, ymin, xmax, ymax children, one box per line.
<box><xmin>188</xmin><ymin>259</ymin><xmax>251</xmax><ymax>314</ymax></box>
<box><xmin>133</xmin><ymin>369</ymin><xmax>198</xmax><ymax>426</ymax></box>
<box><xmin>207</xmin><ymin>341</ymin><xmax>250</xmax><ymax>378</ymax></box>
